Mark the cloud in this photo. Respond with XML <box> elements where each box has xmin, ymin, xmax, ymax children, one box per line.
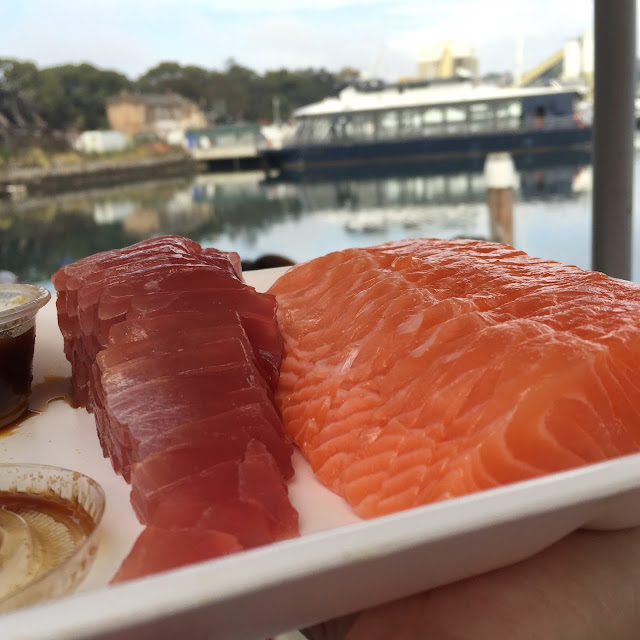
<box><xmin>385</xmin><ymin>0</ymin><xmax>593</xmax><ymax>74</ymax></box>
<box><xmin>0</xmin><ymin>0</ymin><xmax>597</xmax><ymax>80</ymax></box>
<box><xmin>1</xmin><ymin>20</ymin><xmax>155</xmax><ymax>77</ymax></box>
<box><xmin>46</xmin><ymin>0</ymin><xmax>391</xmax><ymax>13</ymax></box>
<box><xmin>240</xmin><ymin>15</ymin><xmax>400</xmax><ymax>73</ymax></box>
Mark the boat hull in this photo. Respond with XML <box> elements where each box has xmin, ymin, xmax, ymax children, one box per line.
<box><xmin>260</xmin><ymin>127</ymin><xmax>592</xmax><ymax>180</ymax></box>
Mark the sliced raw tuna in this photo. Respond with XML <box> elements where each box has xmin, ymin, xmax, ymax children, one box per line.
<box><xmin>53</xmin><ymin>236</ymin><xmax>243</xmax><ymax>407</ymax></box>
<box><xmin>110</xmin><ymin>528</ymin><xmax>243</xmax><ymax>584</ymax></box>
<box><xmin>131</xmin><ymin>402</ymin><xmax>293</xmax><ymax>478</ymax></box>
<box><xmin>130</xmin><ymin>440</ymin><xmax>298</xmax><ymax>542</ymax></box>
<box><xmin>150</xmin><ymin>500</ymin><xmax>274</xmax><ymax>548</ymax></box>
<box><xmin>52</xmin><ymin>236</ymin><xmax>299</xmax><ymax>585</ymax></box>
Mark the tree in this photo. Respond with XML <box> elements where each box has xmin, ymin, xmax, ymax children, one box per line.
<box><xmin>35</xmin><ymin>63</ymin><xmax>131</xmax><ymax>130</ymax></box>
<box><xmin>0</xmin><ymin>58</ymin><xmax>40</xmax><ymax>95</ymax></box>
<box><xmin>0</xmin><ymin>57</ymin><xmax>351</xmax><ymax>131</ymax></box>
<box><xmin>0</xmin><ymin>58</ymin><xmax>45</xmax><ymax>128</ymax></box>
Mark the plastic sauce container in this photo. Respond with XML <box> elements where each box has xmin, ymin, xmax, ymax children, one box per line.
<box><xmin>0</xmin><ymin>284</ymin><xmax>51</xmax><ymax>429</ymax></box>
<box><xmin>0</xmin><ymin>464</ymin><xmax>106</xmax><ymax>613</ymax></box>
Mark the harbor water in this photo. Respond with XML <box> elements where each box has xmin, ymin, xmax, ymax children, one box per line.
<box><xmin>1</xmin><ymin>153</ymin><xmax>639</xmax><ymax>288</ymax></box>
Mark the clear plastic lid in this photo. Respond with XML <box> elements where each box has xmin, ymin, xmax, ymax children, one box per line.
<box><xmin>0</xmin><ymin>464</ymin><xmax>106</xmax><ymax>613</ymax></box>
<box><xmin>0</xmin><ymin>284</ymin><xmax>51</xmax><ymax>335</ymax></box>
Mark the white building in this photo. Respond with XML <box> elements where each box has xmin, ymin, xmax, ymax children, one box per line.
<box><xmin>73</xmin><ymin>130</ymin><xmax>128</xmax><ymax>154</ymax></box>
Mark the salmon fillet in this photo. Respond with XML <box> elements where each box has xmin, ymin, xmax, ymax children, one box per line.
<box><xmin>268</xmin><ymin>238</ymin><xmax>640</xmax><ymax>518</ymax></box>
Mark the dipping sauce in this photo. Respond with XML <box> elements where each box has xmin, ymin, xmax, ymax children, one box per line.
<box><xmin>0</xmin><ymin>285</ymin><xmax>51</xmax><ymax>430</ymax></box>
<box><xmin>0</xmin><ymin>325</ymin><xmax>36</xmax><ymax>429</ymax></box>
<box><xmin>0</xmin><ymin>464</ymin><xmax>105</xmax><ymax>613</ymax></box>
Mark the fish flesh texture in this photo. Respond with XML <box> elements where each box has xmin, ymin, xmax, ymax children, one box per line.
<box><xmin>52</xmin><ymin>236</ymin><xmax>298</xmax><ymax>582</ymax></box>
<box><xmin>110</xmin><ymin>528</ymin><xmax>243</xmax><ymax>584</ymax></box>
<box><xmin>268</xmin><ymin>238</ymin><xmax>640</xmax><ymax>519</ymax></box>
<box><xmin>53</xmin><ymin>236</ymin><xmax>242</xmax><ymax>407</ymax></box>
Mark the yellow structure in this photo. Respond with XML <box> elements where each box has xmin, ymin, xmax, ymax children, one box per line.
<box><xmin>417</xmin><ymin>41</ymin><xmax>478</xmax><ymax>80</ymax></box>
<box><xmin>518</xmin><ymin>30</ymin><xmax>594</xmax><ymax>90</ymax></box>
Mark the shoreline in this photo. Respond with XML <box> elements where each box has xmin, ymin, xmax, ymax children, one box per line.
<box><xmin>0</xmin><ymin>152</ymin><xmax>201</xmax><ymax>199</ymax></box>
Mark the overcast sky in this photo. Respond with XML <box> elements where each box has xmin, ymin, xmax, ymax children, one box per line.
<box><xmin>1</xmin><ymin>0</ymin><xmax>594</xmax><ymax>80</ymax></box>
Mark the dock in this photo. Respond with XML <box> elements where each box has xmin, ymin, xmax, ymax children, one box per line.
<box><xmin>0</xmin><ymin>152</ymin><xmax>197</xmax><ymax>199</ymax></box>
<box><xmin>184</xmin><ymin>125</ymin><xmax>266</xmax><ymax>171</ymax></box>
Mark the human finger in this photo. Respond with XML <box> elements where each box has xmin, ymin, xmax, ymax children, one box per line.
<box><xmin>344</xmin><ymin>527</ymin><xmax>640</xmax><ymax>640</ymax></box>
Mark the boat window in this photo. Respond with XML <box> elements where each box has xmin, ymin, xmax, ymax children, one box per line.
<box><xmin>378</xmin><ymin>110</ymin><xmax>400</xmax><ymax>139</ymax></box>
<box><xmin>445</xmin><ymin>106</ymin><xmax>467</xmax><ymax>134</ymax></box>
<box><xmin>469</xmin><ymin>102</ymin><xmax>493</xmax><ymax>132</ymax></box>
<box><xmin>422</xmin><ymin>108</ymin><xmax>444</xmax><ymax>134</ymax></box>
<box><xmin>291</xmin><ymin>120</ymin><xmax>308</xmax><ymax>143</ymax></box>
<box><xmin>401</xmin><ymin>109</ymin><xmax>423</xmax><ymax>136</ymax></box>
<box><xmin>343</xmin><ymin>113</ymin><xmax>376</xmax><ymax>141</ymax></box>
<box><xmin>308</xmin><ymin>117</ymin><xmax>333</xmax><ymax>142</ymax></box>
<box><xmin>329</xmin><ymin>116</ymin><xmax>350</xmax><ymax>141</ymax></box>
<box><xmin>495</xmin><ymin>101</ymin><xmax>521</xmax><ymax>130</ymax></box>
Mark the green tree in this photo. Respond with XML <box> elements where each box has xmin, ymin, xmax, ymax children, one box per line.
<box><xmin>136</xmin><ymin>62</ymin><xmax>210</xmax><ymax>101</ymax></box>
<box><xmin>1</xmin><ymin>56</ymin><xmax>354</xmax><ymax>131</ymax></box>
<box><xmin>35</xmin><ymin>63</ymin><xmax>131</xmax><ymax>130</ymax></box>
<box><xmin>0</xmin><ymin>58</ymin><xmax>40</xmax><ymax>95</ymax></box>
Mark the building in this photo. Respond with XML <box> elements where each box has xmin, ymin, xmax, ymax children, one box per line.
<box><xmin>417</xmin><ymin>41</ymin><xmax>479</xmax><ymax>80</ymax></box>
<box><xmin>106</xmin><ymin>91</ymin><xmax>207</xmax><ymax>140</ymax></box>
<box><xmin>518</xmin><ymin>30</ymin><xmax>594</xmax><ymax>90</ymax></box>
<box><xmin>73</xmin><ymin>130</ymin><xmax>128</xmax><ymax>154</ymax></box>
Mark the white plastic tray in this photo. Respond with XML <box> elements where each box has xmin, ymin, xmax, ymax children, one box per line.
<box><xmin>3</xmin><ymin>266</ymin><xmax>640</xmax><ymax>640</ymax></box>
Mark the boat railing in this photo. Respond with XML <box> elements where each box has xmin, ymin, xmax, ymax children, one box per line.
<box><xmin>290</xmin><ymin>113</ymin><xmax>586</xmax><ymax>146</ymax></box>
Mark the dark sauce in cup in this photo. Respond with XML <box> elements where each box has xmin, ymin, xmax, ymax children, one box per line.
<box><xmin>0</xmin><ymin>325</ymin><xmax>36</xmax><ymax>429</ymax></box>
<box><xmin>0</xmin><ymin>284</ymin><xmax>50</xmax><ymax>430</ymax></box>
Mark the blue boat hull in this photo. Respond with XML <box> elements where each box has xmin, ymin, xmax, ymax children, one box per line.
<box><xmin>261</xmin><ymin>127</ymin><xmax>592</xmax><ymax>180</ymax></box>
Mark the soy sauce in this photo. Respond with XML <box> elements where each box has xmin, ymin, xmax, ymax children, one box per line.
<box><xmin>0</xmin><ymin>325</ymin><xmax>36</xmax><ymax>429</ymax></box>
<box><xmin>0</xmin><ymin>489</ymin><xmax>95</xmax><ymax>538</ymax></box>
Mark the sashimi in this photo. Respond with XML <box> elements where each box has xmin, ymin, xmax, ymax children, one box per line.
<box><xmin>237</xmin><ymin>439</ymin><xmax>300</xmax><ymax>540</ymax></box>
<box><xmin>124</xmin><ymin>288</ymin><xmax>277</xmax><ymax>321</ymax></box>
<box><xmin>78</xmin><ymin>264</ymin><xmax>243</xmax><ymax>406</ymax></box>
<box><xmin>102</xmin><ymin>387</ymin><xmax>286</xmax><ymax>473</ymax></box>
<box><xmin>91</xmin><ymin>264</ymin><xmax>248</xmax><ymax>329</ymax></box>
<box><xmin>97</xmin><ymin>339</ymin><xmax>259</xmax><ymax>392</ymax></box>
<box><xmin>53</xmin><ymin>237</ymin><xmax>229</xmax><ymax>350</ymax></box>
<box><xmin>130</xmin><ymin>442</ymin><xmax>256</xmax><ymax>522</ymax></box>
<box><xmin>97</xmin><ymin>325</ymin><xmax>255</xmax><ymax>369</ymax></box>
<box><xmin>104</xmin><ymin>307</ymin><xmax>282</xmax><ymax>391</ymax></box>
<box><xmin>110</xmin><ymin>528</ymin><xmax>243</xmax><ymax>584</ymax></box>
<box><xmin>53</xmin><ymin>236</ymin><xmax>245</xmax><ymax>407</ymax></box>
<box><xmin>268</xmin><ymin>238</ymin><xmax>640</xmax><ymax>519</ymax></box>
<box><xmin>98</xmin><ymin>370</ymin><xmax>274</xmax><ymax>478</ymax></box>
<box><xmin>149</xmin><ymin>500</ymin><xmax>275</xmax><ymax>548</ymax></box>
<box><xmin>129</xmin><ymin>403</ymin><xmax>294</xmax><ymax>478</ymax></box>
<box><xmin>52</xmin><ymin>236</ymin><xmax>299</xmax><ymax>584</ymax></box>
<box><xmin>130</xmin><ymin>440</ymin><xmax>298</xmax><ymax>541</ymax></box>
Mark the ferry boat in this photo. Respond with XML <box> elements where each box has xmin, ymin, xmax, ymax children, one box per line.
<box><xmin>259</xmin><ymin>76</ymin><xmax>592</xmax><ymax>179</ymax></box>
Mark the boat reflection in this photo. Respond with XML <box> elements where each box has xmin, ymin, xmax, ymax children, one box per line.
<box><xmin>0</xmin><ymin>156</ymin><xmax>591</xmax><ymax>287</ymax></box>
<box><xmin>270</xmin><ymin>157</ymin><xmax>591</xmax><ymax>246</ymax></box>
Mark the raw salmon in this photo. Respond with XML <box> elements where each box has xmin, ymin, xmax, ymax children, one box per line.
<box><xmin>268</xmin><ymin>238</ymin><xmax>640</xmax><ymax>518</ymax></box>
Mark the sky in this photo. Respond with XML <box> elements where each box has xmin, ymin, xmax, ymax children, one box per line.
<box><xmin>1</xmin><ymin>0</ymin><xmax>594</xmax><ymax>81</ymax></box>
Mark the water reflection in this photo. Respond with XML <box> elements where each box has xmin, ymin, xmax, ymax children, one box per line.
<box><xmin>0</xmin><ymin>157</ymin><xmax>599</xmax><ymax>289</ymax></box>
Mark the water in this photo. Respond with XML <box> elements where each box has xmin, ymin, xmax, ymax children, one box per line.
<box><xmin>1</xmin><ymin>154</ymin><xmax>639</xmax><ymax>288</ymax></box>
